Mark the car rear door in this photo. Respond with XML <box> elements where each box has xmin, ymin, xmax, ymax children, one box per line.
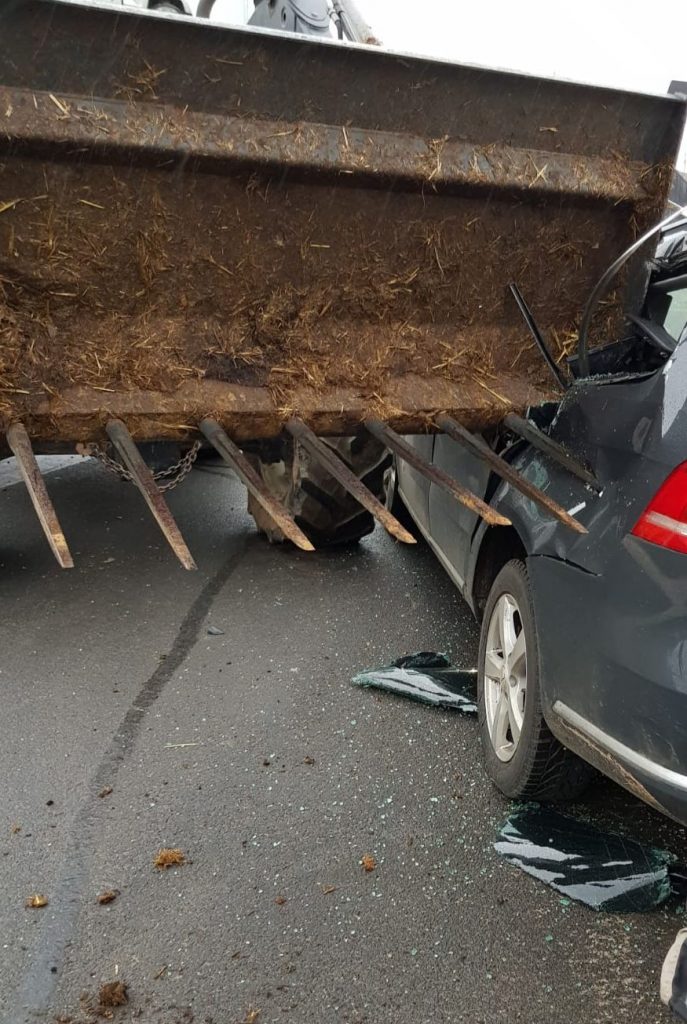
<box><xmin>428</xmin><ymin>434</ymin><xmax>491</xmax><ymax>589</ymax></box>
<box><xmin>395</xmin><ymin>436</ymin><xmax>434</xmax><ymax>533</ymax></box>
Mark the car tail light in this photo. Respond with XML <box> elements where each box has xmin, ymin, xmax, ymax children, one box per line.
<box><xmin>632</xmin><ymin>462</ymin><xmax>687</xmax><ymax>554</ymax></box>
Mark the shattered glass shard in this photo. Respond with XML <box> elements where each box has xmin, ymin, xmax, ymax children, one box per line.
<box><xmin>353</xmin><ymin>652</ymin><xmax>477</xmax><ymax>714</ymax></box>
<box><xmin>495</xmin><ymin>804</ymin><xmax>679</xmax><ymax>912</ymax></box>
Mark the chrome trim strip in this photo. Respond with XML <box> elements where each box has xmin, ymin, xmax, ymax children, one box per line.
<box><xmin>553</xmin><ymin>700</ymin><xmax>687</xmax><ymax>792</ymax></box>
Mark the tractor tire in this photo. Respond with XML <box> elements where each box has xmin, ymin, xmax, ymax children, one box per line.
<box><xmin>248</xmin><ymin>435</ymin><xmax>391</xmax><ymax>548</ymax></box>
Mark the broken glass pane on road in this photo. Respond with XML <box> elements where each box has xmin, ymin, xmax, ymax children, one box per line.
<box><xmin>353</xmin><ymin>652</ymin><xmax>477</xmax><ymax>714</ymax></box>
<box><xmin>495</xmin><ymin>804</ymin><xmax>681</xmax><ymax>913</ymax></box>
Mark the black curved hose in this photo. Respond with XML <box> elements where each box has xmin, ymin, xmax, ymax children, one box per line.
<box><xmin>577</xmin><ymin>204</ymin><xmax>687</xmax><ymax>377</ymax></box>
<box><xmin>509</xmin><ymin>283</ymin><xmax>568</xmax><ymax>390</ymax></box>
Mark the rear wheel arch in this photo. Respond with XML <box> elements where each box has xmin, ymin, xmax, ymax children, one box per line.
<box><xmin>471</xmin><ymin>525</ymin><xmax>527</xmax><ymax>618</ymax></box>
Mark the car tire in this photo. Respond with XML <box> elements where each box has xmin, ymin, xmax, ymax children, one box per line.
<box><xmin>477</xmin><ymin>559</ymin><xmax>594</xmax><ymax>802</ymax></box>
<box><xmin>248</xmin><ymin>435</ymin><xmax>391</xmax><ymax>547</ymax></box>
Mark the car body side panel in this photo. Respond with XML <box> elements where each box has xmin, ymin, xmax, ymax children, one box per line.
<box><xmin>463</xmin><ymin>444</ymin><xmax>595</xmax><ymax>611</ymax></box>
<box><xmin>395</xmin><ymin>435</ymin><xmax>434</xmax><ymax>533</ymax></box>
<box><xmin>527</xmin><ymin>547</ymin><xmax>687</xmax><ymax>771</ymax></box>
<box><xmin>467</xmin><ymin>335</ymin><xmax>687</xmax><ymax>589</ymax></box>
<box><xmin>428</xmin><ymin>434</ymin><xmax>491</xmax><ymax>586</ymax></box>
<box><xmin>528</xmin><ymin>548</ymin><xmax>687</xmax><ymax>825</ymax></box>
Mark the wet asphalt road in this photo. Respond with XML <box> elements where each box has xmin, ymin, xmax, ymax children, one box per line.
<box><xmin>1</xmin><ymin>458</ymin><xmax>686</xmax><ymax>1024</ymax></box>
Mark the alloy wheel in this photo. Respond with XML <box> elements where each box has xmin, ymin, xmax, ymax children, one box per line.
<box><xmin>483</xmin><ymin>593</ymin><xmax>527</xmax><ymax>763</ymax></box>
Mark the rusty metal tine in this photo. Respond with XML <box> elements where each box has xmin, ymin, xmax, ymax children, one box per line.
<box><xmin>199</xmin><ymin>418</ymin><xmax>315</xmax><ymax>552</ymax></box>
<box><xmin>105</xmin><ymin>419</ymin><xmax>197</xmax><ymax>570</ymax></box>
<box><xmin>286</xmin><ymin>418</ymin><xmax>416</xmax><ymax>545</ymax></box>
<box><xmin>364</xmin><ymin>419</ymin><xmax>510</xmax><ymax>528</ymax></box>
<box><xmin>6</xmin><ymin>422</ymin><xmax>74</xmax><ymax>569</ymax></box>
<box><xmin>503</xmin><ymin>413</ymin><xmax>601</xmax><ymax>491</ymax></box>
<box><xmin>436</xmin><ymin>415</ymin><xmax>587</xmax><ymax>535</ymax></box>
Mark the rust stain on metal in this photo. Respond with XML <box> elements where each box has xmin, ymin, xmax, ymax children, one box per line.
<box><xmin>365</xmin><ymin>419</ymin><xmax>510</xmax><ymax>528</ymax></box>
<box><xmin>435</xmin><ymin>414</ymin><xmax>587</xmax><ymax>534</ymax></box>
<box><xmin>12</xmin><ymin>377</ymin><xmax>549</xmax><ymax>448</ymax></box>
<box><xmin>6</xmin><ymin>421</ymin><xmax>74</xmax><ymax>567</ymax></box>
<box><xmin>199</xmin><ymin>417</ymin><xmax>314</xmax><ymax>551</ymax></box>
<box><xmin>559</xmin><ymin>720</ymin><xmax>668</xmax><ymax>818</ymax></box>
<box><xmin>286</xmin><ymin>417</ymin><xmax>416</xmax><ymax>544</ymax></box>
<box><xmin>105</xmin><ymin>419</ymin><xmax>197</xmax><ymax>570</ymax></box>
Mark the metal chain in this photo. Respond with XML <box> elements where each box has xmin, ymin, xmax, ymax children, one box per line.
<box><xmin>87</xmin><ymin>441</ymin><xmax>201</xmax><ymax>492</ymax></box>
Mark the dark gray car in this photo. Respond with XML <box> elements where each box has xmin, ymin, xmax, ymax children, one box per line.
<box><xmin>389</xmin><ymin>219</ymin><xmax>687</xmax><ymax>826</ymax></box>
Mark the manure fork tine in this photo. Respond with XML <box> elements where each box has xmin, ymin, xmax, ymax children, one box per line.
<box><xmin>6</xmin><ymin>422</ymin><xmax>74</xmax><ymax>569</ymax></box>
<box><xmin>199</xmin><ymin>418</ymin><xmax>314</xmax><ymax>551</ymax></box>
<box><xmin>106</xmin><ymin>419</ymin><xmax>197</xmax><ymax>570</ymax></box>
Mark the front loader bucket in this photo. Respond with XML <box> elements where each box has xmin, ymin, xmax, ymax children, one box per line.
<box><xmin>0</xmin><ymin>0</ymin><xmax>684</xmax><ymax>451</ymax></box>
